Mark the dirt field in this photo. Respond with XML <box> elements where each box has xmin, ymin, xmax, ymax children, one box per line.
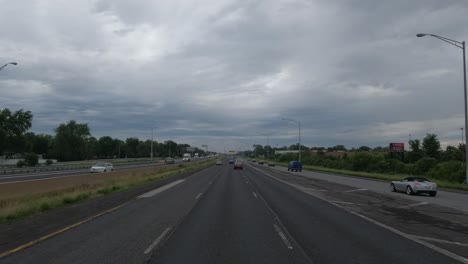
<box><xmin>0</xmin><ymin>165</ymin><xmax>179</xmax><ymax>200</ymax></box>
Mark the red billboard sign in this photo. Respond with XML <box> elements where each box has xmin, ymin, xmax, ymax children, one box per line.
<box><xmin>389</xmin><ymin>143</ymin><xmax>404</xmax><ymax>152</ymax></box>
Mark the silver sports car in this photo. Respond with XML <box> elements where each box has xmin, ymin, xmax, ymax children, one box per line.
<box><xmin>390</xmin><ymin>177</ymin><xmax>437</xmax><ymax>196</ymax></box>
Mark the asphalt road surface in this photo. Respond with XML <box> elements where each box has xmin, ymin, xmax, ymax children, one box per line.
<box><xmin>269</xmin><ymin>164</ymin><xmax>468</xmax><ymax>212</ymax></box>
<box><xmin>1</xmin><ymin>160</ymin><xmax>466</xmax><ymax>264</ymax></box>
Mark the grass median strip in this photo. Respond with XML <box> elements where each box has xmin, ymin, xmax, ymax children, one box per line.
<box><xmin>0</xmin><ymin>160</ymin><xmax>215</xmax><ymax>223</ymax></box>
<box><xmin>270</xmin><ymin>162</ymin><xmax>468</xmax><ymax>192</ymax></box>
<box><xmin>302</xmin><ymin>165</ymin><xmax>468</xmax><ymax>191</ymax></box>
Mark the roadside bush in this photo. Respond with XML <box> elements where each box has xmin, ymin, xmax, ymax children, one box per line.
<box><xmin>277</xmin><ymin>153</ymin><xmax>299</xmax><ymax>163</ymax></box>
<box><xmin>414</xmin><ymin>157</ymin><xmax>438</xmax><ymax>175</ymax></box>
<box><xmin>386</xmin><ymin>159</ymin><xmax>405</xmax><ymax>174</ymax></box>
<box><xmin>404</xmin><ymin>164</ymin><xmax>416</xmax><ymax>175</ymax></box>
<box><xmin>428</xmin><ymin>161</ymin><xmax>465</xmax><ymax>183</ymax></box>
<box><xmin>367</xmin><ymin>160</ymin><xmax>388</xmax><ymax>173</ymax></box>
<box><xmin>350</xmin><ymin>153</ymin><xmax>384</xmax><ymax>172</ymax></box>
<box><xmin>407</xmin><ymin>151</ymin><xmax>425</xmax><ymax>163</ymax></box>
<box><xmin>24</xmin><ymin>153</ymin><xmax>38</xmax><ymax>167</ymax></box>
<box><xmin>16</xmin><ymin>160</ymin><xmax>26</xmax><ymax>168</ymax></box>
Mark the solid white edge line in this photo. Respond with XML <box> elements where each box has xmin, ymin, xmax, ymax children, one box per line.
<box><xmin>349</xmin><ymin>211</ymin><xmax>468</xmax><ymax>264</ymax></box>
<box><xmin>398</xmin><ymin>202</ymin><xmax>429</xmax><ymax>209</ymax></box>
<box><xmin>138</xmin><ymin>179</ymin><xmax>185</xmax><ymax>198</ymax></box>
<box><xmin>409</xmin><ymin>235</ymin><xmax>468</xmax><ymax>247</ymax></box>
<box><xmin>344</xmin><ymin>188</ymin><xmax>368</xmax><ymax>193</ymax></box>
<box><xmin>195</xmin><ymin>193</ymin><xmax>202</xmax><ymax>200</ymax></box>
<box><xmin>330</xmin><ymin>201</ymin><xmax>355</xmax><ymax>205</ymax></box>
<box><xmin>144</xmin><ymin>227</ymin><xmax>172</xmax><ymax>254</ymax></box>
<box><xmin>247</xmin><ymin>164</ymin><xmax>468</xmax><ymax>264</ymax></box>
<box><xmin>273</xmin><ymin>224</ymin><xmax>293</xmax><ymax>249</ymax></box>
<box><xmin>302</xmin><ymin>187</ymin><xmax>328</xmax><ymax>192</ymax></box>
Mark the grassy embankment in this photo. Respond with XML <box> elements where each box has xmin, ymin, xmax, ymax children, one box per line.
<box><xmin>262</xmin><ymin>160</ymin><xmax>468</xmax><ymax>192</ymax></box>
<box><xmin>0</xmin><ymin>160</ymin><xmax>215</xmax><ymax>223</ymax></box>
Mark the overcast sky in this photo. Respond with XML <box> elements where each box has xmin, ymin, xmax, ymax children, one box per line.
<box><xmin>1</xmin><ymin>0</ymin><xmax>468</xmax><ymax>152</ymax></box>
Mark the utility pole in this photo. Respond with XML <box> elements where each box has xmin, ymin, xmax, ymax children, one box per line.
<box><xmin>461</xmin><ymin>128</ymin><xmax>464</xmax><ymax>145</ymax></box>
<box><xmin>151</xmin><ymin>127</ymin><xmax>154</xmax><ymax>161</ymax></box>
<box><xmin>417</xmin><ymin>33</ymin><xmax>467</xmax><ymax>184</ymax></box>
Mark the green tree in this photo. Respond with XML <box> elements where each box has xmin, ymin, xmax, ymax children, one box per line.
<box><xmin>137</xmin><ymin>140</ymin><xmax>150</xmax><ymax>157</ymax></box>
<box><xmin>358</xmin><ymin>146</ymin><xmax>371</xmax><ymax>152</ymax></box>
<box><xmin>97</xmin><ymin>136</ymin><xmax>116</xmax><ymax>158</ymax></box>
<box><xmin>409</xmin><ymin>139</ymin><xmax>421</xmax><ymax>152</ymax></box>
<box><xmin>441</xmin><ymin>146</ymin><xmax>463</xmax><ymax>161</ymax></box>
<box><xmin>86</xmin><ymin>137</ymin><xmax>98</xmax><ymax>159</ymax></box>
<box><xmin>325</xmin><ymin>145</ymin><xmax>347</xmax><ymax>152</ymax></box>
<box><xmin>0</xmin><ymin>108</ymin><xmax>33</xmax><ymax>154</ymax></box>
<box><xmin>24</xmin><ymin>132</ymin><xmax>53</xmax><ymax>157</ymax></box>
<box><xmin>422</xmin><ymin>134</ymin><xmax>441</xmax><ymax>159</ymax></box>
<box><xmin>114</xmin><ymin>139</ymin><xmax>125</xmax><ymax>158</ymax></box>
<box><xmin>125</xmin><ymin>138</ymin><xmax>140</xmax><ymax>158</ymax></box>
<box><xmin>164</xmin><ymin>140</ymin><xmax>178</xmax><ymax>158</ymax></box>
<box><xmin>53</xmin><ymin>120</ymin><xmax>91</xmax><ymax>161</ymax></box>
<box><xmin>254</xmin><ymin>145</ymin><xmax>264</xmax><ymax>157</ymax></box>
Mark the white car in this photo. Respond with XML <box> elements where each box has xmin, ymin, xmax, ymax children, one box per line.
<box><xmin>390</xmin><ymin>177</ymin><xmax>437</xmax><ymax>196</ymax></box>
<box><xmin>90</xmin><ymin>162</ymin><xmax>113</xmax><ymax>173</ymax></box>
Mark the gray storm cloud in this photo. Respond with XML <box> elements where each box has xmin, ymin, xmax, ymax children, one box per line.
<box><xmin>1</xmin><ymin>0</ymin><xmax>467</xmax><ymax>152</ymax></box>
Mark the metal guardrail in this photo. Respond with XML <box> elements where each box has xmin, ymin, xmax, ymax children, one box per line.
<box><xmin>1</xmin><ymin>165</ymin><xmax>89</xmax><ymax>175</ymax></box>
<box><xmin>0</xmin><ymin>157</ymin><xmax>215</xmax><ymax>175</ymax></box>
<box><xmin>0</xmin><ymin>160</ymin><xmax>157</xmax><ymax>175</ymax></box>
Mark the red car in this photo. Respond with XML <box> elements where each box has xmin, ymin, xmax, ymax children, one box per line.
<box><xmin>233</xmin><ymin>160</ymin><xmax>243</xmax><ymax>170</ymax></box>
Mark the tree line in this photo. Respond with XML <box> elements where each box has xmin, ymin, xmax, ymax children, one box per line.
<box><xmin>0</xmin><ymin>108</ymin><xmax>203</xmax><ymax>163</ymax></box>
<box><xmin>244</xmin><ymin>134</ymin><xmax>465</xmax><ymax>183</ymax></box>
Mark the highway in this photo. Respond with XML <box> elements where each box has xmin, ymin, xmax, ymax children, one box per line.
<box><xmin>0</xmin><ymin>160</ymin><xmax>187</xmax><ymax>184</ymax></box>
<box><xmin>1</xmin><ymin>160</ymin><xmax>467</xmax><ymax>264</ymax></box>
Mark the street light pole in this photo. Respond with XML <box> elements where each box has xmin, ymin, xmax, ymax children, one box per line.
<box><xmin>282</xmin><ymin>118</ymin><xmax>302</xmax><ymax>162</ymax></box>
<box><xmin>299</xmin><ymin>121</ymin><xmax>302</xmax><ymax>163</ymax></box>
<box><xmin>461</xmin><ymin>128</ymin><xmax>464</xmax><ymax>145</ymax></box>
<box><xmin>0</xmin><ymin>62</ymin><xmax>18</xmax><ymax>72</ymax></box>
<box><xmin>417</xmin><ymin>33</ymin><xmax>467</xmax><ymax>184</ymax></box>
<box><xmin>151</xmin><ymin>127</ymin><xmax>154</xmax><ymax>161</ymax></box>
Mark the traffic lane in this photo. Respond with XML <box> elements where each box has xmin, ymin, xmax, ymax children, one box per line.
<box><xmin>150</xmin><ymin>164</ymin><xmax>309</xmax><ymax>264</ymax></box>
<box><xmin>245</xmin><ymin>165</ymin><xmax>460</xmax><ymax>264</ymax></box>
<box><xmin>248</xmin><ymin>164</ymin><xmax>468</xmax><ymax>259</ymax></box>
<box><xmin>0</xmin><ymin>160</ymin><xmax>189</xmax><ymax>183</ymax></box>
<box><xmin>0</xmin><ymin>165</ymin><xmax>222</xmax><ymax>264</ymax></box>
<box><xmin>268</xmin><ymin>164</ymin><xmax>468</xmax><ymax>212</ymax></box>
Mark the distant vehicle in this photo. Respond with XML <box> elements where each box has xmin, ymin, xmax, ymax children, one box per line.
<box><xmin>216</xmin><ymin>160</ymin><xmax>223</xmax><ymax>165</ymax></box>
<box><xmin>391</xmin><ymin>177</ymin><xmax>437</xmax><ymax>196</ymax></box>
<box><xmin>194</xmin><ymin>153</ymin><xmax>199</xmax><ymax>159</ymax></box>
<box><xmin>90</xmin><ymin>162</ymin><xmax>113</xmax><ymax>173</ymax></box>
<box><xmin>288</xmin><ymin>161</ymin><xmax>302</xmax><ymax>172</ymax></box>
<box><xmin>268</xmin><ymin>162</ymin><xmax>275</xmax><ymax>167</ymax></box>
<box><xmin>228</xmin><ymin>160</ymin><xmax>234</xmax><ymax>164</ymax></box>
<box><xmin>233</xmin><ymin>160</ymin><xmax>243</xmax><ymax>170</ymax></box>
<box><xmin>165</xmin><ymin>158</ymin><xmax>175</xmax><ymax>164</ymax></box>
<box><xmin>251</xmin><ymin>160</ymin><xmax>256</xmax><ymax>163</ymax></box>
<box><xmin>258</xmin><ymin>161</ymin><xmax>264</xmax><ymax>165</ymax></box>
<box><xmin>183</xmin><ymin>153</ymin><xmax>191</xmax><ymax>162</ymax></box>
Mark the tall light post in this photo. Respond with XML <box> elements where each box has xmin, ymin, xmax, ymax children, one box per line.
<box><xmin>0</xmin><ymin>62</ymin><xmax>17</xmax><ymax>72</ymax></box>
<box><xmin>151</xmin><ymin>127</ymin><xmax>154</xmax><ymax>161</ymax></box>
<box><xmin>462</xmin><ymin>127</ymin><xmax>465</xmax><ymax>145</ymax></box>
<box><xmin>282</xmin><ymin>117</ymin><xmax>302</xmax><ymax>162</ymax></box>
<box><xmin>417</xmin><ymin>33</ymin><xmax>467</xmax><ymax>184</ymax></box>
